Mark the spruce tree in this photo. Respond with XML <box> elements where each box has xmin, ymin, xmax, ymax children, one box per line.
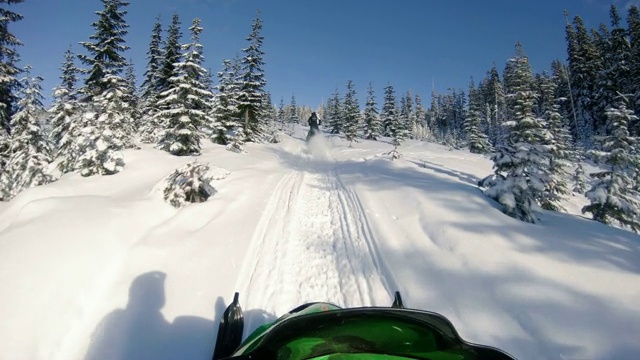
<box><xmin>381</xmin><ymin>84</ymin><xmax>397</xmax><ymax>137</ymax></box>
<box><xmin>628</xmin><ymin>6</ymin><xmax>640</xmax><ymax>121</ymax></box>
<box><xmin>211</xmin><ymin>59</ymin><xmax>240</xmax><ymax>145</ymax></box>
<box><xmin>2</xmin><ymin>68</ymin><xmax>54</xmax><ymax>200</ymax></box>
<box><xmin>327</xmin><ymin>89</ymin><xmax>342</xmax><ymax>134</ymax></box>
<box><xmin>140</xmin><ymin>17</ymin><xmax>163</xmax><ymax>100</ymax></box>
<box><xmin>288</xmin><ymin>94</ymin><xmax>299</xmax><ymax>125</ymax></box>
<box><xmin>155</xmin><ymin>18</ymin><xmax>214</xmax><ymax>156</ymax></box>
<box><xmin>593</xmin><ymin>6</ymin><xmax>632</xmax><ymax>136</ymax></box>
<box><xmin>465</xmin><ymin>79</ymin><xmax>492</xmax><ymax>154</ymax></box>
<box><xmin>363</xmin><ymin>82</ymin><xmax>380</xmax><ymax>140</ymax></box>
<box><xmin>157</xmin><ymin>13</ymin><xmax>181</xmax><ymax>95</ymax></box>
<box><xmin>49</xmin><ymin>48</ymin><xmax>81</xmax><ymax>173</ymax></box>
<box><xmin>343</xmin><ymin>80</ymin><xmax>360</xmax><ymax>145</ymax></box>
<box><xmin>237</xmin><ymin>10</ymin><xmax>267</xmax><ymax>142</ymax></box>
<box><xmin>582</xmin><ymin>99</ymin><xmax>640</xmax><ymax>232</ymax></box>
<box><xmin>538</xmin><ymin>72</ymin><xmax>571</xmax><ymax>211</ymax></box>
<box><xmin>482</xmin><ymin>43</ymin><xmax>553</xmax><ymax>223</ymax></box>
<box><xmin>0</xmin><ymin>0</ymin><xmax>24</xmax><ymax>136</ymax></box>
<box><xmin>138</xmin><ymin>18</ymin><xmax>167</xmax><ymax>143</ymax></box>
<box><xmin>78</xmin><ymin>0</ymin><xmax>130</xmax><ymax>100</ymax></box>
<box><xmin>75</xmin><ymin>75</ymin><xmax>128</xmax><ymax>176</ymax></box>
<box><xmin>414</xmin><ymin>94</ymin><xmax>428</xmax><ymax>140</ymax></box>
<box><xmin>277</xmin><ymin>97</ymin><xmax>285</xmax><ymax>130</ymax></box>
<box><xmin>566</xmin><ymin>15</ymin><xmax>603</xmax><ymax>145</ymax></box>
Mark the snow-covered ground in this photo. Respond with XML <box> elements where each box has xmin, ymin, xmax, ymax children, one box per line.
<box><xmin>1</xmin><ymin>128</ymin><xmax>639</xmax><ymax>360</ymax></box>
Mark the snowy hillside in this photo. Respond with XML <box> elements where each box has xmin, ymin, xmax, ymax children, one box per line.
<box><xmin>1</xmin><ymin>129</ymin><xmax>639</xmax><ymax>360</ymax></box>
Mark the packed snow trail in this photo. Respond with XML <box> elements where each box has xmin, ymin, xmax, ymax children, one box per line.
<box><xmin>235</xmin><ymin>144</ymin><xmax>392</xmax><ymax>334</ymax></box>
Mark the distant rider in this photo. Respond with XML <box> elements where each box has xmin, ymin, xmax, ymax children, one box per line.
<box><xmin>307</xmin><ymin>112</ymin><xmax>320</xmax><ymax>141</ymax></box>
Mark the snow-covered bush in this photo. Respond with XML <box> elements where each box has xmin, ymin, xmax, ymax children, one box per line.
<box><xmin>162</xmin><ymin>161</ymin><xmax>221</xmax><ymax>208</ymax></box>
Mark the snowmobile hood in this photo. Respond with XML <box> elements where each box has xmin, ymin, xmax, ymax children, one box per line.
<box><xmin>222</xmin><ymin>303</ymin><xmax>516</xmax><ymax>360</ymax></box>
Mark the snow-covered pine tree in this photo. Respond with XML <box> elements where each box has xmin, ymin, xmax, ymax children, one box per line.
<box><xmin>342</xmin><ymin>80</ymin><xmax>360</xmax><ymax>145</ymax></box>
<box><xmin>414</xmin><ymin>94</ymin><xmax>428</xmax><ymax>140</ymax></box>
<box><xmin>464</xmin><ymin>79</ymin><xmax>492</xmax><ymax>154</ymax></box>
<box><xmin>277</xmin><ymin>96</ymin><xmax>285</xmax><ymax>131</ymax></box>
<box><xmin>538</xmin><ymin>71</ymin><xmax>571</xmax><ymax>211</ymax></box>
<box><xmin>49</xmin><ymin>48</ymin><xmax>82</xmax><ymax>173</ymax></box>
<box><xmin>2</xmin><ymin>68</ymin><xmax>55</xmax><ymax>200</ymax></box>
<box><xmin>327</xmin><ymin>89</ymin><xmax>342</xmax><ymax>134</ymax></box>
<box><xmin>123</xmin><ymin>60</ymin><xmax>140</xmax><ymax>139</ymax></box>
<box><xmin>76</xmin><ymin>74</ymin><xmax>129</xmax><ymax>176</ymax></box>
<box><xmin>0</xmin><ymin>0</ymin><xmax>23</xmax><ymax>138</ymax></box>
<box><xmin>403</xmin><ymin>91</ymin><xmax>416</xmax><ymax>139</ymax></box>
<box><xmin>381</xmin><ymin>84</ymin><xmax>397</xmax><ymax>138</ymax></box>
<box><xmin>593</xmin><ymin>5</ymin><xmax>632</xmax><ymax>137</ymax></box>
<box><xmin>138</xmin><ymin>18</ymin><xmax>164</xmax><ymax>143</ymax></box>
<box><xmin>628</xmin><ymin>6</ymin><xmax>640</xmax><ymax>123</ymax></box>
<box><xmin>582</xmin><ymin>99</ymin><xmax>640</xmax><ymax>232</ymax></box>
<box><xmin>157</xmin><ymin>13</ymin><xmax>181</xmax><ymax>96</ymax></box>
<box><xmin>479</xmin><ymin>66</ymin><xmax>505</xmax><ymax>147</ymax></box>
<box><xmin>211</xmin><ymin>59</ymin><xmax>240</xmax><ymax>146</ymax></box>
<box><xmin>155</xmin><ymin>18</ymin><xmax>214</xmax><ymax>156</ymax></box>
<box><xmin>288</xmin><ymin>94</ymin><xmax>299</xmax><ymax>125</ymax></box>
<box><xmin>482</xmin><ymin>43</ymin><xmax>554</xmax><ymax>223</ymax></box>
<box><xmin>572</xmin><ymin>159</ymin><xmax>589</xmax><ymax>194</ymax></box>
<box><xmin>565</xmin><ymin>15</ymin><xmax>602</xmax><ymax>146</ymax></box>
<box><xmin>163</xmin><ymin>160</ymin><xmax>216</xmax><ymax>208</ymax></box>
<box><xmin>237</xmin><ymin>10</ymin><xmax>267</xmax><ymax>143</ymax></box>
<box><xmin>78</xmin><ymin>0</ymin><xmax>130</xmax><ymax>100</ymax></box>
<box><xmin>363</xmin><ymin>82</ymin><xmax>380</xmax><ymax>140</ymax></box>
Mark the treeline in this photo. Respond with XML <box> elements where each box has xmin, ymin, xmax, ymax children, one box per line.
<box><xmin>319</xmin><ymin>5</ymin><xmax>640</xmax><ymax>232</ymax></box>
<box><xmin>0</xmin><ymin>0</ymin><xmax>277</xmax><ymax>201</ymax></box>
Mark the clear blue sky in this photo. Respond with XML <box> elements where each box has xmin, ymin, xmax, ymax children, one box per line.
<box><xmin>11</xmin><ymin>0</ymin><xmax>635</xmax><ymax>108</ymax></box>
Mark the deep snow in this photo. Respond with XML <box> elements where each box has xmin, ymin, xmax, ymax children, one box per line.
<box><xmin>0</xmin><ymin>128</ymin><xmax>639</xmax><ymax>360</ymax></box>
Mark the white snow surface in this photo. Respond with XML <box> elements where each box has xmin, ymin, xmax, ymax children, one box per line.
<box><xmin>1</xmin><ymin>128</ymin><xmax>639</xmax><ymax>360</ymax></box>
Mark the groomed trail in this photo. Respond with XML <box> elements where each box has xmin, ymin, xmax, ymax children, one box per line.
<box><xmin>235</xmin><ymin>137</ymin><xmax>393</xmax><ymax>333</ymax></box>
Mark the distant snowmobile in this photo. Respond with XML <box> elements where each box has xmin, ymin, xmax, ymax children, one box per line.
<box><xmin>306</xmin><ymin>112</ymin><xmax>321</xmax><ymax>142</ymax></box>
<box><xmin>212</xmin><ymin>292</ymin><xmax>516</xmax><ymax>360</ymax></box>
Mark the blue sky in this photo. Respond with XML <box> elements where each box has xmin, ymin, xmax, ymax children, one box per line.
<box><xmin>11</xmin><ymin>0</ymin><xmax>635</xmax><ymax>108</ymax></box>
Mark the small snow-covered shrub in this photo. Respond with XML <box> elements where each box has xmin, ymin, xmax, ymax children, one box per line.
<box><xmin>163</xmin><ymin>161</ymin><xmax>218</xmax><ymax>208</ymax></box>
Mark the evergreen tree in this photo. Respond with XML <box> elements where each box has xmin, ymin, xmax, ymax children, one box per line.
<box><xmin>211</xmin><ymin>59</ymin><xmax>240</xmax><ymax>145</ymax></box>
<box><xmin>381</xmin><ymin>84</ymin><xmax>397</xmax><ymax>137</ymax></box>
<box><xmin>157</xmin><ymin>13</ymin><xmax>181</xmax><ymax>95</ymax></box>
<box><xmin>76</xmin><ymin>75</ymin><xmax>129</xmax><ymax>176</ymax></box>
<box><xmin>138</xmin><ymin>18</ymin><xmax>163</xmax><ymax>142</ymax></box>
<box><xmin>482</xmin><ymin>43</ymin><xmax>553</xmax><ymax>223</ymax></box>
<box><xmin>288</xmin><ymin>94</ymin><xmax>299</xmax><ymax>125</ymax></box>
<box><xmin>78</xmin><ymin>0</ymin><xmax>130</xmax><ymax>100</ymax></box>
<box><xmin>141</xmin><ymin>17</ymin><xmax>163</xmax><ymax>100</ymax></box>
<box><xmin>465</xmin><ymin>79</ymin><xmax>492</xmax><ymax>154</ymax></box>
<box><xmin>277</xmin><ymin>96</ymin><xmax>285</xmax><ymax>130</ymax></box>
<box><xmin>479</xmin><ymin>65</ymin><xmax>505</xmax><ymax>146</ymax></box>
<box><xmin>628</xmin><ymin>6</ymin><xmax>640</xmax><ymax>121</ymax></box>
<box><xmin>327</xmin><ymin>89</ymin><xmax>342</xmax><ymax>134</ymax></box>
<box><xmin>49</xmin><ymin>48</ymin><xmax>82</xmax><ymax>173</ymax></box>
<box><xmin>155</xmin><ymin>18</ymin><xmax>214</xmax><ymax>156</ymax></box>
<box><xmin>538</xmin><ymin>72</ymin><xmax>571</xmax><ymax>211</ymax></box>
<box><xmin>414</xmin><ymin>94</ymin><xmax>428</xmax><ymax>140</ymax></box>
<box><xmin>593</xmin><ymin>5</ymin><xmax>632</xmax><ymax>136</ymax></box>
<box><xmin>582</xmin><ymin>99</ymin><xmax>640</xmax><ymax>232</ymax></box>
<box><xmin>342</xmin><ymin>80</ymin><xmax>360</xmax><ymax>145</ymax></box>
<box><xmin>237</xmin><ymin>10</ymin><xmax>267</xmax><ymax>142</ymax></box>
<box><xmin>363</xmin><ymin>82</ymin><xmax>380</xmax><ymax>140</ymax></box>
<box><xmin>565</xmin><ymin>15</ymin><xmax>603</xmax><ymax>145</ymax></box>
<box><xmin>2</xmin><ymin>68</ymin><xmax>54</xmax><ymax>200</ymax></box>
<box><xmin>0</xmin><ymin>0</ymin><xmax>24</xmax><ymax>136</ymax></box>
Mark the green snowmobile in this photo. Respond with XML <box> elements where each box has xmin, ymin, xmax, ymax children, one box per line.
<box><xmin>212</xmin><ymin>292</ymin><xmax>516</xmax><ymax>360</ymax></box>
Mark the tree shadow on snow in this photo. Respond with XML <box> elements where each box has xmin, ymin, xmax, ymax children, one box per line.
<box><xmin>84</xmin><ymin>272</ymin><xmax>274</xmax><ymax>360</ymax></box>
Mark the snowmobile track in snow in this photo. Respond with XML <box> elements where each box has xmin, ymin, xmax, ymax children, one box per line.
<box><xmin>235</xmin><ymin>156</ymin><xmax>392</xmax><ymax>333</ymax></box>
